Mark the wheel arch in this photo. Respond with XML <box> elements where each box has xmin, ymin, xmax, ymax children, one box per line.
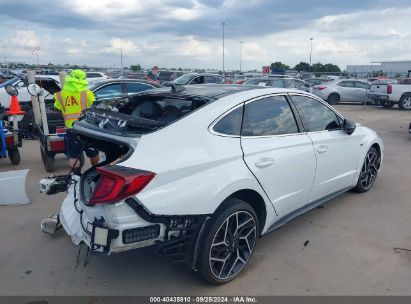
<box><xmin>399</xmin><ymin>92</ymin><xmax>411</xmax><ymax>100</ymax></box>
<box><xmin>327</xmin><ymin>92</ymin><xmax>341</xmax><ymax>101</ymax></box>
<box><xmin>371</xmin><ymin>142</ymin><xmax>381</xmax><ymax>157</ymax></box>
<box><xmin>216</xmin><ymin>189</ymin><xmax>268</xmax><ymax>236</ymax></box>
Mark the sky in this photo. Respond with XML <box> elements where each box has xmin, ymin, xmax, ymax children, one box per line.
<box><xmin>0</xmin><ymin>0</ymin><xmax>410</xmax><ymax>71</ymax></box>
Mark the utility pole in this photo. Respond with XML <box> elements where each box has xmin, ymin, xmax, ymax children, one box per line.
<box><xmin>309</xmin><ymin>37</ymin><xmax>314</xmax><ymax>71</ymax></box>
<box><xmin>240</xmin><ymin>41</ymin><xmax>243</xmax><ymax>73</ymax></box>
<box><xmin>221</xmin><ymin>22</ymin><xmax>226</xmax><ymax>75</ymax></box>
<box><xmin>120</xmin><ymin>38</ymin><xmax>124</xmax><ymax>75</ymax></box>
<box><xmin>2</xmin><ymin>42</ymin><xmax>6</xmax><ymax>67</ymax></box>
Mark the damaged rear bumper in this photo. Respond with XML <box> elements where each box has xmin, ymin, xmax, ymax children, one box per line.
<box><xmin>59</xmin><ymin>177</ymin><xmax>209</xmax><ymax>267</ymax></box>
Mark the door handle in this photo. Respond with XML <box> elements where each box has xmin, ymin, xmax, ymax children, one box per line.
<box><xmin>254</xmin><ymin>158</ymin><xmax>275</xmax><ymax>168</ymax></box>
<box><xmin>316</xmin><ymin>145</ymin><xmax>328</xmax><ymax>153</ymax></box>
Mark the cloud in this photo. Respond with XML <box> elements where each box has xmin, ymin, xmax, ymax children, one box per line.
<box><xmin>103</xmin><ymin>38</ymin><xmax>141</xmax><ymax>54</ymax></box>
<box><xmin>0</xmin><ymin>0</ymin><xmax>410</xmax><ymax>69</ymax></box>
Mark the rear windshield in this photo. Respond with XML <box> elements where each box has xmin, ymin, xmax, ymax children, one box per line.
<box><xmin>173</xmin><ymin>74</ymin><xmax>196</xmax><ymax>84</ymax></box>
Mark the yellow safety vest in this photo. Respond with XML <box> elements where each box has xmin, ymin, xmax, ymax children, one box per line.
<box><xmin>54</xmin><ymin>90</ymin><xmax>95</xmax><ymax>128</ymax></box>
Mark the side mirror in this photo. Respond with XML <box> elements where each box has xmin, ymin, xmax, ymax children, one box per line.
<box><xmin>5</xmin><ymin>85</ymin><xmax>18</xmax><ymax>96</ymax></box>
<box><xmin>343</xmin><ymin>119</ymin><xmax>356</xmax><ymax>135</ymax></box>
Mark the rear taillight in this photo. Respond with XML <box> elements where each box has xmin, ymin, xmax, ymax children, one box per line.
<box><xmin>387</xmin><ymin>84</ymin><xmax>392</xmax><ymax>94</ymax></box>
<box><xmin>4</xmin><ymin>133</ymin><xmax>14</xmax><ymax>146</ymax></box>
<box><xmin>317</xmin><ymin>85</ymin><xmax>327</xmax><ymax>90</ymax></box>
<box><xmin>89</xmin><ymin>165</ymin><xmax>155</xmax><ymax>205</ymax></box>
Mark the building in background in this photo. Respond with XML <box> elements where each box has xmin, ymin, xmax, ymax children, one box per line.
<box><xmin>346</xmin><ymin>60</ymin><xmax>411</xmax><ymax>77</ymax></box>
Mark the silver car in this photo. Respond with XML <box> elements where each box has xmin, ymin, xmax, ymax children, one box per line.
<box><xmin>311</xmin><ymin>79</ymin><xmax>371</xmax><ymax>104</ymax></box>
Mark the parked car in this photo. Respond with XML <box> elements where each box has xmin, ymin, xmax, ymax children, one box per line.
<box><xmin>55</xmin><ymin>85</ymin><xmax>383</xmax><ymax>284</ymax></box>
<box><xmin>171</xmin><ymin>73</ymin><xmax>230</xmax><ymax>85</ymax></box>
<box><xmin>143</xmin><ymin>70</ymin><xmax>186</xmax><ymax>84</ymax></box>
<box><xmin>0</xmin><ymin>76</ymin><xmax>61</xmax><ymax>109</ymax></box>
<box><xmin>85</xmin><ymin>72</ymin><xmax>110</xmax><ymax>83</ymax></box>
<box><xmin>244</xmin><ymin>77</ymin><xmax>309</xmax><ymax>92</ymax></box>
<box><xmin>306</xmin><ymin>78</ymin><xmax>330</xmax><ymax>86</ymax></box>
<box><xmin>233</xmin><ymin>76</ymin><xmax>247</xmax><ymax>84</ymax></box>
<box><xmin>311</xmin><ymin>79</ymin><xmax>371</xmax><ymax>104</ymax></box>
<box><xmin>267</xmin><ymin>74</ymin><xmax>290</xmax><ymax>78</ymax></box>
<box><xmin>368</xmin><ymin>78</ymin><xmax>411</xmax><ymax>110</ymax></box>
<box><xmin>119</xmin><ymin>74</ymin><xmax>148</xmax><ymax>80</ymax></box>
<box><xmin>89</xmin><ymin>79</ymin><xmax>160</xmax><ymax>104</ymax></box>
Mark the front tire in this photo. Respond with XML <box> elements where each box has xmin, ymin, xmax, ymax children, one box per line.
<box><xmin>197</xmin><ymin>198</ymin><xmax>259</xmax><ymax>285</ymax></box>
<box><xmin>327</xmin><ymin>93</ymin><xmax>340</xmax><ymax>105</ymax></box>
<box><xmin>353</xmin><ymin>147</ymin><xmax>381</xmax><ymax>193</ymax></box>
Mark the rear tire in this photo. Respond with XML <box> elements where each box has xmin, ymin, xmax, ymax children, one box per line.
<box><xmin>327</xmin><ymin>93</ymin><xmax>340</xmax><ymax>105</ymax></box>
<box><xmin>41</xmin><ymin>146</ymin><xmax>55</xmax><ymax>172</ymax></box>
<box><xmin>197</xmin><ymin>198</ymin><xmax>259</xmax><ymax>285</ymax></box>
<box><xmin>398</xmin><ymin>94</ymin><xmax>411</xmax><ymax>111</ymax></box>
<box><xmin>353</xmin><ymin>147</ymin><xmax>380</xmax><ymax>193</ymax></box>
<box><xmin>8</xmin><ymin>147</ymin><xmax>20</xmax><ymax>165</ymax></box>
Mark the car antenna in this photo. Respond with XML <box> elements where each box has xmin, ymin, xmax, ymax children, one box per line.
<box><xmin>170</xmin><ymin>83</ymin><xmax>185</xmax><ymax>93</ymax></box>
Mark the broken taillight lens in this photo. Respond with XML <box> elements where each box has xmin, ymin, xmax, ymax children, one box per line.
<box><xmin>89</xmin><ymin>165</ymin><xmax>155</xmax><ymax>205</ymax></box>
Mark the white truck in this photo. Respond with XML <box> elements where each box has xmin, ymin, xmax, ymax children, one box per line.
<box><xmin>368</xmin><ymin>78</ymin><xmax>411</xmax><ymax>110</ymax></box>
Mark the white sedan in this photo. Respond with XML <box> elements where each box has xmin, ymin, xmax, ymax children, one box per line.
<box><xmin>54</xmin><ymin>85</ymin><xmax>383</xmax><ymax>284</ymax></box>
<box><xmin>311</xmin><ymin>79</ymin><xmax>372</xmax><ymax>104</ymax></box>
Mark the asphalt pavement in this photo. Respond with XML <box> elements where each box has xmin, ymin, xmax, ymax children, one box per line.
<box><xmin>0</xmin><ymin>104</ymin><xmax>410</xmax><ymax>295</ymax></box>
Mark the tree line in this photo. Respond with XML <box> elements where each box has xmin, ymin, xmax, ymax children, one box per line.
<box><xmin>270</xmin><ymin>61</ymin><xmax>341</xmax><ymax>73</ymax></box>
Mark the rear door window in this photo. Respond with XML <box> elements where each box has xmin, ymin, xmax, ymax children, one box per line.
<box><xmin>204</xmin><ymin>76</ymin><xmax>218</xmax><ymax>83</ymax></box>
<box><xmin>94</xmin><ymin>83</ymin><xmax>124</xmax><ymax>100</ymax></box>
<box><xmin>354</xmin><ymin>81</ymin><xmax>370</xmax><ymax>89</ymax></box>
<box><xmin>125</xmin><ymin>82</ymin><xmax>155</xmax><ymax>94</ymax></box>
<box><xmin>242</xmin><ymin>95</ymin><xmax>299</xmax><ymax>136</ymax></box>
<box><xmin>338</xmin><ymin>81</ymin><xmax>355</xmax><ymax>87</ymax></box>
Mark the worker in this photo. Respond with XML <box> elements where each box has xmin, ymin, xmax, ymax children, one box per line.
<box><xmin>54</xmin><ymin>69</ymin><xmax>99</xmax><ymax>175</ymax></box>
<box><xmin>40</xmin><ymin>70</ymin><xmax>99</xmax><ymax>235</ymax></box>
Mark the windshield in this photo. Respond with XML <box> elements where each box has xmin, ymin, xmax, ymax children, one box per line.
<box><xmin>173</xmin><ymin>74</ymin><xmax>196</xmax><ymax>84</ymax></box>
<box><xmin>0</xmin><ymin>77</ymin><xmax>18</xmax><ymax>88</ymax></box>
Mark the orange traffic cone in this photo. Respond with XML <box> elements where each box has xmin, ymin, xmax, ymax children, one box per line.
<box><xmin>6</xmin><ymin>95</ymin><xmax>25</xmax><ymax>115</ymax></box>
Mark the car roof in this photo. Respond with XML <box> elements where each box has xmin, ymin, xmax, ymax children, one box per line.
<box><xmin>246</xmin><ymin>77</ymin><xmax>295</xmax><ymax>81</ymax></box>
<box><xmin>133</xmin><ymin>84</ymin><xmax>264</xmax><ymax>100</ymax></box>
<box><xmin>184</xmin><ymin>73</ymin><xmax>223</xmax><ymax>77</ymax></box>
<box><xmin>91</xmin><ymin>78</ymin><xmax>160</xmax><ymax>87</ymax></box>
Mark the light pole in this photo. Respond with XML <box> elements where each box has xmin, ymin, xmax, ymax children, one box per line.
<box><xmin>309</xmin><ymin>37</ymin><xmax>314</xmax><ymax>71</ymax></box>
<box><xmin>239</xmin><ymin>41</ymin><xmax>243</xmax><ymax>73</ymax></box>
<box><xmin>1</xmin><ymin>42</ymin><xmax>6</xmax><ymax>67</ymax></box>
<box><xmin>120</xmin><ymin>37</ymin><xmax>124</xmax><ymax>75</ymax></box>
<box><xmin>221</xmin><ymin>22</ymin><xmax>226</xmax><ymax>75</ymax></box>
<box><xmin>32</xmin><ymin>46</ymin><xmax>40</xmax><ymax>66</ymax></box>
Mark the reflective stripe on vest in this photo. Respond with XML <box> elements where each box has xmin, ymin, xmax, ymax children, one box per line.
<box><xmin>56</xmin><ymin>91</ymin><xmax>65</xmax><ymax>112</ymax></box>
<box><xmin>64</xmin><ymin>113</ymin><xmax>81</xmax><ymax>121</ymax></box>
<box><xmin>80</xmin><ymin>91</ymin><xmax>87</xmax><ymax>110</ymax></box>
